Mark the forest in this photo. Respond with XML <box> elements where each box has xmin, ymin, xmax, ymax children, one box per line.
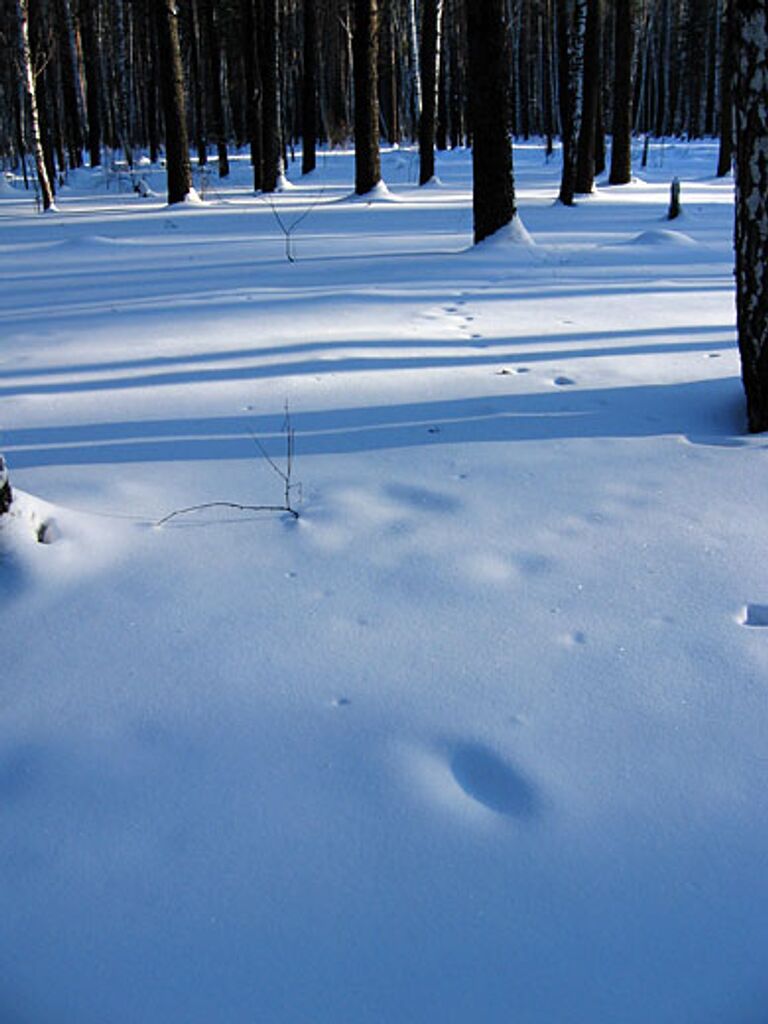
<box><xmin>1</xmin><ymin>0</ymin><xmax>736</xmax><ymax>199</ymax></box>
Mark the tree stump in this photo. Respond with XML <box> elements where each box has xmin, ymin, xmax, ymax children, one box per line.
<box><xmin>0</xmin><ymin>457</ymin><xmax>12</xmax><ymax>515</ymax></box>
<box><xmin>667</xmin><ymin>177</ymin><xmax>681</xmax><ymax>219</ymax></box>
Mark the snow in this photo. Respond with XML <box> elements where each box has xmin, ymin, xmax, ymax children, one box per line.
<box><xmin>2</xmin><ymin>140</ymin><xmax>767</xmax><ymax>1023</ymax></box>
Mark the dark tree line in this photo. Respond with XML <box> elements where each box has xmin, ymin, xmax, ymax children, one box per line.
<box><xmin>0</xmin><ymin>0</ymin><xmax>739</xmax><ymax>201</ymax></box>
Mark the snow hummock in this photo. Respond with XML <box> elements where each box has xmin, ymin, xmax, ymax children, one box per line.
<box><xmin>345</xmin><ymin>179</ymin><xmax>399</xmax><ymax>203</ymax></box>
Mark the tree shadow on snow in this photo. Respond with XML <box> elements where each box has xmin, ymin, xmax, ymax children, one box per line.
<box><xmin>4</xmin><ymin>378</ymin><xmax>754</xmax><ymax>471</ymax></box>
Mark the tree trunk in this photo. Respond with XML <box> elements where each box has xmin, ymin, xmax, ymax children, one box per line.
<box><xmin>419</xmin><ymin>0</ymin><xmax>444</xmax><ymax>184</ymax></box>
<box><xmin>466</xmin><ymin>0</ymin><xmax>516</xmax><ymax>243</ymax></box>
<box><xmin>353</xmin><ymin>0</ymin><xmax>381</xmax><ymax>195</ymax></box>
<box><xmin>113</xmin><ymin>0</ymin><xmax>133</xmax><ymax>166</ymax></box>
<box><xmin>609</xmin><ymin>0</ymin><xmax>633</xmax><ymax>183</ymax></box>
<box><xmin>240</xmin><ymin>0</ymin><xmax>263</xmax><ymax>191</ymax></box>
<box><xmin>15</xmin><ymin>0</ymin><xmax>55</xmax><ymax>210</ymax></box>
<box><xmin>557</xmin><ymin>0</ymin><xmax>586</xmax><ymax>204</ymax></box>
<box><xmin>575</xmin><ymin>0</ymin><xmax>601</xmax><ymax>193</ymax></box>
<box><xmin>261</xmin><ymin>0</ymin><xmax>282</xmax><ymax>192</ymax></box>
<box><xmin>79</xmin><ymin>0</ymin><xmax>103</xmax><ymax>168</ymax></box>
<box><xmin>716</xmin><ymin>0</ymin><xmax>734</xmax><ymax>175</ymax></box>
<box><xmin>302</xmin><ymin>0</ymin><xmax>318</xmax><ymax>174</ymax></box>
<box><xmin>201</xmin><ymin>0</ymin><xmax>230</xmax><ymax>177</ymax></box>
<box><xmin>156</xmin><ymin>0</ymin><xmax>192</xmax><ymax>204</ymax></box>
<box><xmin>734</xmin><ymin>0</ymin><xmax>768</xmax><ymax>431</ymax></box>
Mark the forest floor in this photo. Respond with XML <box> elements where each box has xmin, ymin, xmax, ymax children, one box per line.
<box><xmin>1</xmin><ymin>141</ymin><xmax>767</xmax><ymax>1023</ymax></box>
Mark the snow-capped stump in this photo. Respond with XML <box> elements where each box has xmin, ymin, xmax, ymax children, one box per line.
<box><xmin>0</xmin><ymin>456</ymin><xmax>12</xmax><ymax>516</ymax></box>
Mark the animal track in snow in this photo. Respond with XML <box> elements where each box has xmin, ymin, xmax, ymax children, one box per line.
<box><xmin>738</xmin><ymin>604</ymin><xmax>768</xmax><ymax>627</ymax></box>
<box><xmin>450</xmin><ymin>743</ymin><xmax>540</xmax><ymax>818</ymax></box>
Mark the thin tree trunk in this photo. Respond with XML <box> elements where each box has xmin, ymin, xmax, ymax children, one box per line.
<box><xmin>15</xmin><ymin>0</ymin><xmax>55</xmax><ymax>210</ymax></box>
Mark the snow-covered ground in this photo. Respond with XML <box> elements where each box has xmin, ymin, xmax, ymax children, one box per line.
<box><xmin>2</xmin><ymin>141</ymin><xmax>767</xmax><ymax>1023</ymax></box>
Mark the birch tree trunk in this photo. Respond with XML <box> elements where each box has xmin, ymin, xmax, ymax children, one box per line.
<box><xmin>734</xmin><ymin>0</ymin><xmax>768</xmax><ymax>431</ymax></box>
<box><xmin>419</xmin><ymin>0</ymin><xmax>444</xmax><ymax>184</ymax></box>
<box><xmin>557</xmin><ymin>0</ymin><xmax>586</xmax><ymax>204</ymax></box>
<box><xmin>15</xmin><ymin>0</ymin><xmax>55</xmax><ymax>210</ymax></box>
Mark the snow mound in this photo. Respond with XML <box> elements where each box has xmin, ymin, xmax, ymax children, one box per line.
<box><xmin>626</xmin><ymin>228</ymin><xmax>697</xmax><ymax>246</ymax></box>
<box><xmin>275</xmin><ymin>173</ymin><xmax>296</xmax><ymax>192</ymax></box>
<box><xmin>0</xmin><ymin>175</ymin><xmax>17</xmax><ymax>196</ymax></box>
<box><xmin>344</xmin><ymin>180</ymin><xmax>399</xmax><ymax>204</ymax></box>
<box><xmin>470</xmin><ymin>215</ymin><xmax>536</xmax><ymax>252</ymax></box>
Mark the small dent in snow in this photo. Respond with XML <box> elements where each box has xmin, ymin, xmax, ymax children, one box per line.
<box><xmin>738</xmin><ymin>604</ymin><xmax>768</xmax><ymax>627</ymax></box>
<box><xmin>553</xmin><ymin>376</ymin><xmax>576</xmax><ymax>387</ymax></box>
<box><xmin>560</xmin><ymin>630</ymin><xmax>588</xmax><ymax>647</ymax></box>
<box><xmin>450</xmin><ymin>743</ymin><xmax>540</xmax><ymax>819</ymax></box>
<box><xmin>331</xmin><ymin>697</ymin><xmax>351</xmax><ymax>708</ymax></box>
<box><xmin>385</xmin><ymin>483</ymin><xmax>459</xmax><ymax>514</ymax></box>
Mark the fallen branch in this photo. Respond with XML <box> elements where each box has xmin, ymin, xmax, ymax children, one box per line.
<box><xmin>155</xmin><ymin>500</ymin><xmax>298</xmax><ymax>527</ymax></box>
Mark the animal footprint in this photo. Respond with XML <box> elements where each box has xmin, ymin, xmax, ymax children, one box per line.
<box><xmin>450</xmin><ymin>742</ymin><xmax>540</xmax><ymax>818</ymax></box>
<box><xmin>738</xmin><ymin>604</ymin><xmax>768</xmax><ymax>627</ymax></box>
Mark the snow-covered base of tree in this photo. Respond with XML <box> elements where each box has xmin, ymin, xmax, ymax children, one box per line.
<box><xmin>1</xmin><ymin>141</ymin><xmax>766</xmax><ymax>1024</ymax></box>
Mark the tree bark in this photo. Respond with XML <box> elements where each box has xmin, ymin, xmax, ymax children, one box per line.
<box><xmin>734</xmin><ymin>0</ymin><xmax>768</xmax><ymax>431</ymax></box>
<box><xmin>466</xmin><ymin>0</ymin><xmax>516</xmax><ymax>243</ymax></box>
<box><xmin>353</xmin><ymin>0</ymin><xmax>381</xmax><ymax>195</ymax></box>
